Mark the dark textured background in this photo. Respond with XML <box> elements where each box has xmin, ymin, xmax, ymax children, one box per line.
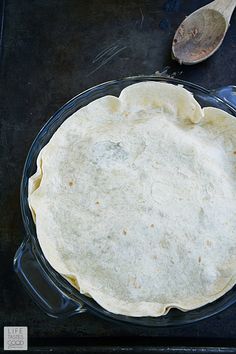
<box><xmin>1</xmin><ymin>0</ymin><xmax>236</xmax><ymax>352</ymax></box>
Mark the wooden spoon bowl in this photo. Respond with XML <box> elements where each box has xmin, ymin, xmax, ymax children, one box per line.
<box><xmin>172</xmin><ymin>9</ymin><xmax>226</xmax><ymax>64</ymax></box>
<box><xmin>172</xmin><ymin>0</ymin><xmax>236</xmax><ymax>65</ymax></box>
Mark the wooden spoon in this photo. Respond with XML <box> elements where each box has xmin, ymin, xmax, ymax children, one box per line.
<box><xmin>172</xmin><ymin>0</ymin><xmax>236</xmax><ymax>65</ymax></box>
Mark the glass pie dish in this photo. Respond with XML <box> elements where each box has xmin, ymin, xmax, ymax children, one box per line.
<box><xmin>14</xmin><ymin>76</ymin><xmax>236</xmax><ymax>327</ymax></box>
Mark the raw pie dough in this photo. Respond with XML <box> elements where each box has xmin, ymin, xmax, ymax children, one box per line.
<box><xmin>29</xmin><ymin>82</ymin><xmax>236</xmax><ymax>317</ymax></box>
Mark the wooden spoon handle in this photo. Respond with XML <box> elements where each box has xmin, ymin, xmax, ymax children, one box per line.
<box><xmin>207</xmin><ymin>0</ymin><xmax>236</xmax><ymax>24</ymax></box>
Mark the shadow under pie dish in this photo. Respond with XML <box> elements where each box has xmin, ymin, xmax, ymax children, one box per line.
<box><xmin>15</xmin><ymin>76</ymin><xmax>236</xmax><ymax>326</ymax></box>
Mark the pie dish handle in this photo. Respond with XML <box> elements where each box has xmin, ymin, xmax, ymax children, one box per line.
<box><xmin>210</xmin><ymin>85</ymin><xmax>236</xmax><ymax>110</ymax></box>
<box><xmin>14</xmin><ymin>237</ymin><xmax>86</xmax><ymax>318</ymax></box>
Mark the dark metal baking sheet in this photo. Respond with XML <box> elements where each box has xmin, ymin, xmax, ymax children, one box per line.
<box><xmin>1</xmin><ymin>0</ymin><xmax>236</xmax><ymax>351</ymax></box>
